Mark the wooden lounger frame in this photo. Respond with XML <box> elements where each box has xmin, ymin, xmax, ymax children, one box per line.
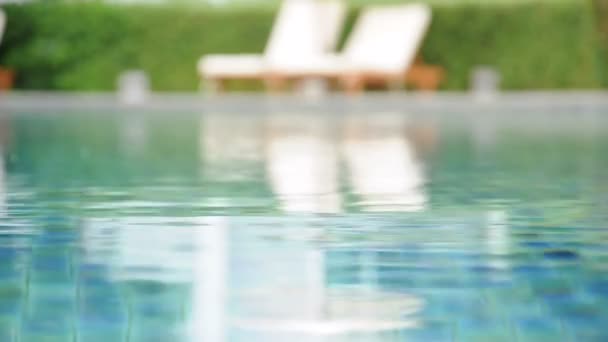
<box><xmin>204</xmin><ymin>59</ymin><xmax>444</xmax><ymax>94</ymax></box>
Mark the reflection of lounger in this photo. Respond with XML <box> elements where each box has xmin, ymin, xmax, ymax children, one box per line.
<box><xmin>266</xmin><ymin>116</ymin><xmax>340</xmax><ymax>213</ymax></box>
<box><xmin>343</xmin><ymin>115</ymin><xmax>427</xmax><ymax>212</ymax></box>
<box><xmin>274</xmin><ymin>3</ymin><xmax>432</xmax><ymax>93</ymax></box>
<box><xmin>197</xmin><ymin>0</ymin><xmax>345</xmax><ymax>92</ymax></box>
<box><xmin>201</xmin><ymin>114</ymin><xmax>264</xmax><ymax>182</ymax></box>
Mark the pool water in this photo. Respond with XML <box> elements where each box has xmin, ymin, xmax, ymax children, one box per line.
<box><xmin>0</xmin><ymin>111</ymin><xmax>607</xmax><ymax>341</ymax></box>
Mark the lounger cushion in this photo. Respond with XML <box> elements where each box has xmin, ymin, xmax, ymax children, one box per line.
<box><xmin>198</xmin><ymin>54</ymin><xmax>266</xmax><ymax>78</ymax></box>
<box><xmin>343</xmin><ymin>4</ymin><xmax>431</xmax><ymax>74</ymax></box>
<box><xmin>198</xmin><ymin>0</ymin><xmax>345</xmax><ymax>80</ymax></box>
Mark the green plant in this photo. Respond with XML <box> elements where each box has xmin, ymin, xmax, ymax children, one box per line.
<box><xmin>0</xmin><ymin>0</ymin><xmax>603</xmax><ymax>91</ymax></box>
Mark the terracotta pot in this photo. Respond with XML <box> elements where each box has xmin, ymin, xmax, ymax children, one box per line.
<box><xmin>0</xmin><ymin>68</ymin><xmax>15</xmax><ymax>91</ymax></box>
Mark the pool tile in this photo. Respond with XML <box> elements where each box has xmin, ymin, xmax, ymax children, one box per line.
<box><xmin>398</xmin><ymin>320</ymin><xmax>454</xmax><ymax>341</ymax></box>
<box><xmin>77</xmin><ymin>318</ymin><xmax>126</xmax><ymax>342</ymax></box>
<box><xmin>127</xmin><ymin>326</ymin><xmax>185</xmax><ymax>342</ymax></box>
<box><xmin>455</xmin><ymin>317</ymin><xmax>514</xmax><ymax>342</ymax></box>
<box><xmin>515</xmin><ymin>315</ymin><xmax>562</xmax><ymax>331</ymax></box>
<box><xmin>20</xmin><ymin>313</ymin><xmax>74</xmax><ymax>342</ymax></box>
<box><xmin>0</xmin><ymin>296</ymin><xmax>22</xmax><ymax>317</ymax></box>
<box><xmin>572</xmin><ymin>329</ymin><xmax>608</xmax><ymax>342</ymax></box>
<box><xmin>0</xmin><ymin>317</ymin><xmax>17</xmax><ymax>342</ymax></box>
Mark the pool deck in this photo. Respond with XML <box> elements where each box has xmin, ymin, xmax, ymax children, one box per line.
<box><xmin>1</xmin><ymin>91</ymin><xmax>608</xmax><ymax>115</ymax></box>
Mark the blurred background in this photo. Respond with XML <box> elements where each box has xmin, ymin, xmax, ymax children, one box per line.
<box><xmin>0</xmin><ymin>0</ymin><xmax>606</xmax><ymax>93</ymax></box>
<box><xmin>1</xmin><ymin>1</ymin><xmax>608</xmax><ymax>341</ymax></box>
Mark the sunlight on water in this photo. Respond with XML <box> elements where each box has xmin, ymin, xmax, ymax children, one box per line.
<box><xmin>0</xmin><ymin>111</ymin><xmax>606</xmax><ymax>341</ymax></box>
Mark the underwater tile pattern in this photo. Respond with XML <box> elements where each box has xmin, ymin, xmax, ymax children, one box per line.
<box><xmin>0</xmin><ymin>111</ymin><xmax>606</xmax><ymax>341</ymax></box>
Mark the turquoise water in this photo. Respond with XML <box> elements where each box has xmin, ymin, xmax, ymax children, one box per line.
<box><xmin>0</xmin><ymin>111</ymin><xmax>607</xmax><ymax>341</ymax></box>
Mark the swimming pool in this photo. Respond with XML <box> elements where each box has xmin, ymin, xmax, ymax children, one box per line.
<box><xmin>0</xmin><ymin>109</ymin><xmax>606</xmax><ymax>341</ymax></box>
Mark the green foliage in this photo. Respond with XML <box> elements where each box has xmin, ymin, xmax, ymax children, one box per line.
<box><xmin>0</xmin><ymin>0</ymin><xmax>603</xmax><ymax>91</ymax></box>
<box><xmin>424</xmin><ymin>1</ymin><xmax>601</xmax><ymax>89</ymax></box>
<box><xmin>0</xmin><ymin>3</ymin><xmax>274</xmax><ymax>91</ymax></box>
<box><xmin>593</xmin><ymin>0</ymin><xmax>608</xmax><ymax>86</ymax></box>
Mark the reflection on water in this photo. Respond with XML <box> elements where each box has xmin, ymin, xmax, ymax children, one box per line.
<box><xmin>0</xmin><ymin>111</ymin><xmax>607</xmax><ymax>341</ymax></box>
<box><xmin>201</xmin><ymin>114</ymin><xmax>264</xmax><ymax>182</ymax></box>
<box><xmin>191</xmin><ymin>217</ymin><xmax>229</xmax><ymax>342</ymax></box>
<box><xmin>266</xmin><ymin>114</ymin><xmax>341</xmax><ymax>213</ymax></box>
<box><xmin>485</xmin><ymin>210</ymin><xmax>510</xmax><ymax>270</ymax></box>
<box><xmin>0</xmin><ymin>147</ymin><xmax>5</xmax><ymax>218</ymax></box>
<box><xmin>343</xmin><ymin>113</ymin><xmax>426</xmax><ymax>212</ymax></box>
<box><xmin>0</xmin><ymin>116</ymin><xmax>7</xmax><ymax>217</ymax></box>
<box><xmin>121</xmin><ymin>114</ymin><xmax>148</xmax><ymax>155</ymax></box>
<box><xmin>83</xmin><ymin>217</ymin><xmax>199</xmax><ymax>282</ymax></box>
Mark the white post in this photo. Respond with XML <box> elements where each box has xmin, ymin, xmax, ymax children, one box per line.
<box><xmin>117</xmin><ymin>70</ymin><xmax>150</xmax><ymax>105</ymax></box>
<box><xmin>471</xmin><ymin>66</ymin><xmax>500</xmax><ymax>102</ymax></box>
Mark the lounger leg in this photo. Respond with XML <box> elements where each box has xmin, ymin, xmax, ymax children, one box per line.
<box><xmin>387</xmin><ymin>77</ymin><xmax>404</xmax><ymax>92</ymax></box>
<box><xmin>419</xmin><ymin>73</ymin><xmax>442</xmax><ymax>91</ymax></box>
<box><xmin>264</xmin><ymin>76</ymin><xmax>287</xmax><ymax>93</ymax></box>
<box><xmin>406</xmin><ymin>65</ymin><xmax>445</xmax><ymax>91</ymax></box>
<box><xmin>342</xmin><ymin>75</ymin><xmax>364</xmax><ymax>95</ymax></box>
<box><xmin>202</xmin><ymin>78</ymin><xmax>223</xmax><ymax>94</ymax></box>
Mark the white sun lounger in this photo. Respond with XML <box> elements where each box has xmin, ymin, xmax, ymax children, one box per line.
<box><xmin>197</xmin><ymin>0</ymin><xmax>346</xmax><ymax>92</ymax></box>
<box><xmin>0</xmin><ymin>10</ymin><xmax>6</xmax><ymax>47</ymax></box>
<box><xmin>274</xmin><ymin>3</ymin><xmax>432</xmax><ymax>93</ymax></box>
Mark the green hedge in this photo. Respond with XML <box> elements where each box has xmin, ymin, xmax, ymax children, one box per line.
<box><xmin>0</xmin><ymin>0</ymin><xmax>604</xmax><ymax>91</ymax></box>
